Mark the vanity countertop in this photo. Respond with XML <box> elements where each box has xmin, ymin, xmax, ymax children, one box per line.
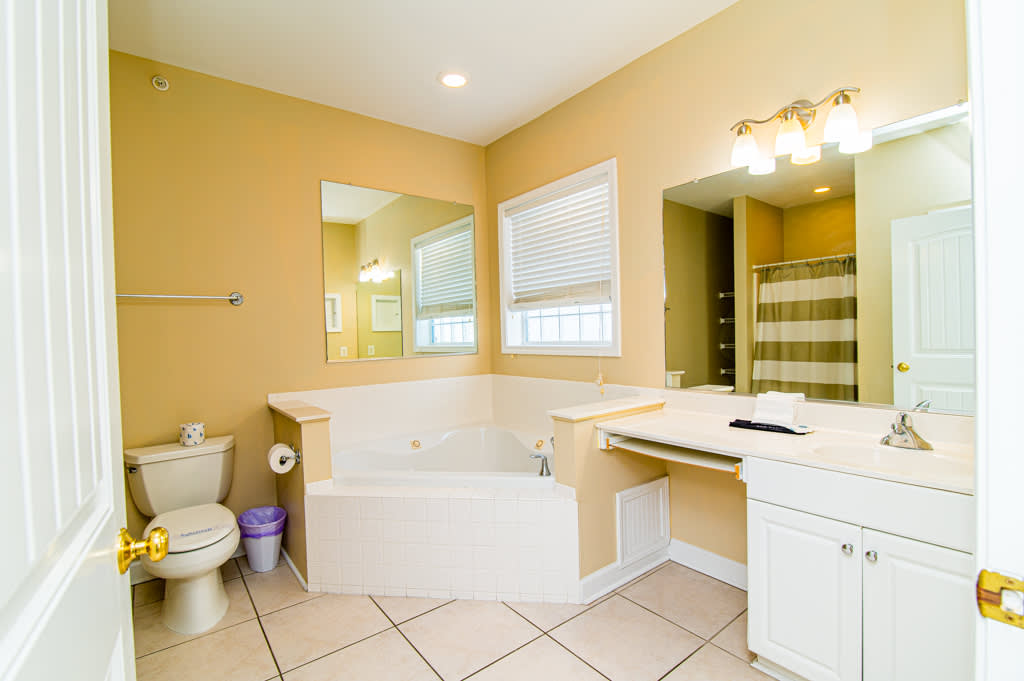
<box><xmin>595</xmin><ymin>408</ymin><xmax>974</xmax><ymax>495</ymax></box>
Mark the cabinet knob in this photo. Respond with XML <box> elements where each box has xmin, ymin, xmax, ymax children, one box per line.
<box><xmin>841</xmin><ymin>543</ymin><xmax>854</xmax><ymax>555</ymax></box>
<box><xmin>865</xmin><ymin>550</ymin><xmax>878</xmax><ymax>562</ymax></box>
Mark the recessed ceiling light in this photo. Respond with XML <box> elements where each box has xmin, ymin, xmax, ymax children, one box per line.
<box><xmin>439</xmin><ymin>72</ymin><xmax>468</xmax><ymax>88</ymax></box>
<box><xmin>814</xmin><ymin>186</ymin><xmax>832</xmax><ymax>193</ymax></box>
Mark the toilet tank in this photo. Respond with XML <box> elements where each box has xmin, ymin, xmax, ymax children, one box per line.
<box><xmin>124</xmin><ymin>435</ymin><xmax>235</xmax><ymax>517</ymax></box>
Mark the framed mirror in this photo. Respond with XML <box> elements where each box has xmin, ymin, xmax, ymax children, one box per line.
<box><xmin>662</xmin><ymin>105</ymin><xmax>973</xmax><ymax>414</ymax></box>
<box><xmin>320</xmin><ymin>181</ymin><xmax>477</xmax><ymax>362</ymax></box>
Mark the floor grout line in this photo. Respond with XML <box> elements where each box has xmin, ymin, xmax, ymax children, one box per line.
<box><xmin>458</xmin><ymin>632</ymin><xmax>546</xmax><ymax>680</ymax></box>
<box><xmin>543</xmin><ymin>632</ymin><xmax>614</xmax><ymax>681</ymax></box>
<box><xmin>612</xmin><ymin>560</ymin><xmax>672</xmax><ymax>594</ymax></box>
<box><xmin>133</xmin><ymin>617</ymin><xmax>260</xmax><ymax>661</ymax></box>
<box><xmin>502</xmin><ymin>596</ymin><xmax>605</xmax><ymax>634</ymax></box>
<box><xmin>368</xmin><ymin>596</ymin><xmax>445</xmax><ymax>680</ymax></box>
<box><xmin>272</xmin><ymin>622</ymin><xmax>395</xmax><ymax>676</ymax></box>
<box><xmin>240</xmin><ymin>564</ymin><xmax>285</xmax><ymax>679</ymax></box>
<box><xmin>656</xmin><ymin>641</ymin><xmax>710</xmax><ymax>681</ymax></box>
<box><xmin>370</xmin><ymin>594</ymin><xmax>457</xmax><ymax>626</ymax></box>
<box><xmin>612</xmin><ymin>591</ymin><xmax>720</xmax><ymax>642</ymax></box>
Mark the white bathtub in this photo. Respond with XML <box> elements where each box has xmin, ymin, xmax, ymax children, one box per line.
<box><xmin>307</xmin><ymin>424</ymin><xmax>578</xmax><ymax>602</ymax></box>
<box><xmin>333</xmin><ymin>425</ymin><xmax>555</xmax><ymax>488</ymax></box>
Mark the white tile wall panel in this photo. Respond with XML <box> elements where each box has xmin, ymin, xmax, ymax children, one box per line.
<box><xmin>306</xmin><ymin>488</ymin><xmax>579</xmax><ymax>602</ymax></box>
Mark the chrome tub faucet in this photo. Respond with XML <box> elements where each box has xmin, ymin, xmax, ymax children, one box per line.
<box><xmin>530</xmin><ymin>453</ymin><xmax>551</xmax><ymax>476</ymax></box>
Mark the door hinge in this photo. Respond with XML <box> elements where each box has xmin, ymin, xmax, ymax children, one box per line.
<box><xmin>977</xmin><ymin>569</ymin><xmax>1024</xmax><ymax>629</ymax></box>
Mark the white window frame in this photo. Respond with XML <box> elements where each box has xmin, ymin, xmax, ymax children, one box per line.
<box><xmin>498</xmin><ymin>158</ymin><xmax>621</xmax><ymax>356</ymax></box>
<box><xmin>324</xmin><ymin>293</ymin><xmax>342</xmax><ymax>332</ymax></box>
<box><xmin>411</xmin><ymin>216</ymin><xmax>478</xmax><ymax>353</ymax></box>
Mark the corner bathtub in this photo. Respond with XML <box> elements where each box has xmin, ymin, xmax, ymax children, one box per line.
<box><xmin>332</xmin><ymin>425</ymin><xmax>555</xmax><ymax>488</ymax></box>
<box><xmin>305</xmin><ymin>425</ymin><xmax>579</xmax><ymax>603</ymax></box>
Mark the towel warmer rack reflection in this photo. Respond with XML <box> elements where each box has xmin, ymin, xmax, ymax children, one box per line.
<box><xmin>116</xmin><ymin>291</ymin><xmax>244</xmax><ymax>306</ymax></box>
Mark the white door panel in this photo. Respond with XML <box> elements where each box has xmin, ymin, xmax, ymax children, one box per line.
<box><xmin>747</xmin><ymin>500</ymin><xmax>862</xmax><ymax>681</ymax></box>
<box><xmin>891</xmin><ymin>206</ymin><xmax>975</xmax><ymax>413</ymax></box>
<box><xmin>862</xmin><ymin>529</ymin><xmax>975</xmax><ymax>681</ymax></box>
<box><xmin>1</xmin><ymin>0</ymin><xmax>132</xmax><ymax>679</ymax></box>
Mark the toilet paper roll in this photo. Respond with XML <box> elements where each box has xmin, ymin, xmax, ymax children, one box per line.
<box><xmin>269</xmin><ymin>443</ymin><xmax>296</xmax><ymax>474</ymax></box>
<box><xmin>180</xmin><ymin>422</ymin><xmax>205</xmax><ymax>446</ymax></box>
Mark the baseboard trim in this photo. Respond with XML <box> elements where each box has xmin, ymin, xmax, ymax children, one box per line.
<box><xmin>577</xmin><ymin>549</ymin><xmax>669</xmax><ymax>603</ymax></box>
<box><xmin>668</xmin><ymin>539</ymin><xmax>747</xmax><ymax>591</ymax></box>
<box><xmin>281</xmin><ymin>548</ymin><xmax>308</xmax><ymax>592</ymax></box>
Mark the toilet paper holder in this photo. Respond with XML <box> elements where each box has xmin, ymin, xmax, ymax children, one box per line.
<box><xmin>278</xmin><ymin>444</ymin><xmax>302</xmax><ymax>467</ymax></box>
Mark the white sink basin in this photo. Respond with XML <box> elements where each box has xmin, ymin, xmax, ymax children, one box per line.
<box><xmin>809</xmin><ymin>443</ymin><xmax>972</xmax><ymax>479</ymax></box>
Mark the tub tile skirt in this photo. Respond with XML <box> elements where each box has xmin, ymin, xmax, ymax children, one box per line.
<box><xmin>306</xmin><ymin>487</ymin><xmax>580</xmax><ymax>603</ymax></box>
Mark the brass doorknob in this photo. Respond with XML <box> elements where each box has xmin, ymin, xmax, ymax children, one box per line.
<box><xmin>897</xmin><ymin>362</ymin><xmax>910</xmax><ymax>373</ymax></box>
<box><xmin>117</xmin><ymin>527</ymin><xmax>169</xmax><ymax>574</ymax></box>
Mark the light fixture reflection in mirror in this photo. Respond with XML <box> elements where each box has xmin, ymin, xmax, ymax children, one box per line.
<box><xmin>666</xmin><ymin>105</ymin><xmax>974</xmax><ymax>414</ymax></box>
<box><xmin>320</xmin><ymin>181</ymin><xmax>477</xmax><ymax>362</ymax></box>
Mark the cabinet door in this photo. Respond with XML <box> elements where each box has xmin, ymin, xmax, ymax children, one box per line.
<box><xmin>862</xmin><ymin>529</ymin><xmax>975</xmax><ymax>681</ymax></box>
<box><xmin>748</xmin><ymin>500</ymin><xmax>862</xmax><ymax>681</ymax></box>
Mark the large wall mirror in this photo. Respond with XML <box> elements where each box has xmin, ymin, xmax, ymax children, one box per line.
<box><xmin>320</xmin><ymin>181</ymin><xmax>477</xmax><ymax>362</ymax></box>
<box><xmin>662</xmin><ymin>105</ymin><xmax>973</xmax><ymax>414</ymax></box>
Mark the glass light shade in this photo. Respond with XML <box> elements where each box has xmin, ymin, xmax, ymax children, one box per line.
<box><xmin>839</xmin><ymin>130</ymin><xmax>873</xmax><ymax>154</ymax></box>
<box><xmin>731</xmin><ymin>127</ymin><xmax>760</xmax><ymax>167</ymax></box>
<box><xmin>748</xmin><ymin>156</ymin><xmax>776</xmax><ymax>175</ymax></box>
<box><xmin>791</xmin><ymin>145</ymin><xmax>822</xmax><ymax>165</ymax></box>
<box><xmin>775</xmin><ymin>115</ymin><xmax>806</xmax><ymax>156</ymax></box>
<box><xmin>824</xmin><ymin>100</ymin><xmax>859</xmax><ymax>143</ymax></box>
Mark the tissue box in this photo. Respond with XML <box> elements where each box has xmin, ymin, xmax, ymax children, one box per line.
<box><xmin>179</xmin><ymin>422</ymin><xmax>205</xmax><ymax>446</ymax></box>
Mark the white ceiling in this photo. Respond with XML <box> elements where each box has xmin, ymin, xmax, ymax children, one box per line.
<box><xmin>107</xmin><ymin>0</ymin><xmax>739</xmax><ymax>145</ymax></box>
<box><xmin>664</xmin><ymin>146</ymin><xmax>856</xmax><ymax>217</ymax></box>
<box><xmin>320</xmin><ymin>182</ymin><xmax>401</xmax><ymax>224</ymax></box>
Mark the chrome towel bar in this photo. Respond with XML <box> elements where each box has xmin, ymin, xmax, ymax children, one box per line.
<box><xmin>116</xmin><ymin>291</ymin><xmax>244</xmax><ymax>306</ymax></box>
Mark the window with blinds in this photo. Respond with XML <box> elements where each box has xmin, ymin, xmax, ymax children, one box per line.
<box><xmin>498</xmin><ymin>159</ymin><xmax>621</xmax><ymax>356</ymax></box>
<box><xmin>411</xmin><ymin>216</ymin><xmax>477</xmax><ymax>351</ymax></box>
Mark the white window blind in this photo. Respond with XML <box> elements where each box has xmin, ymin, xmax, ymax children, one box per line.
<box><xmin>413</xmin><ymin>219</ymin><xmax>475</xmax><ymax>319</ymax></box>
<box><xmin>505</xmin><ymin>172</ymin><xmax>612</xmax><ymax>309</ymax></box>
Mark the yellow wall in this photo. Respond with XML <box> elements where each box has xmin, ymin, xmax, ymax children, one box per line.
<box><xmin>322</xmin><ymin>222</ymin><xmax>358</xmax><ymax>360</ymax></box>
<box><xmin>783</xmin><ymin>194</ymin><xmax>857</xmax><ymax>261</ymax></box>
<box><xmin>355</xmin><ymin>276</ymin><xmax>404</xmax><ymax>358</ymax></box>
<box><xmin>110</xmin><ymin>52</ymin><xmax>491</xmax><ymax>535</ymax></box>
<box><xmin>734</xmin><ymin>196</ymin><xmax>784</xmax><ymax>394</ymax></box>
<box><xmin>485</xmin><ymin>0</ymin><xmax>965</xmax><ymax>568</ymax></box>
<box><xmin>855</xmin><ymin>121</ymin><xmax>971</xmax><ymax>404</ymax></box>
<box><xmin>355</xmin><ymin>195</ymin><xmax>475</xmax><ymax>355</ymax></box>
<box><xmin>663</xmin><ymin>200</ymin><xmax>733</xmax><ymax>387</ymax></box>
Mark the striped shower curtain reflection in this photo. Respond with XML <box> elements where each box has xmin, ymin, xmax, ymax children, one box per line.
<box><xmin>751</xmin><ymin>255</ymin><xmax>857</xmax><ymax>401</ymax></box>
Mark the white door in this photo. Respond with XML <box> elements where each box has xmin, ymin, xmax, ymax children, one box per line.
<box><xmin>0</xmin><ymin>1</ymin><xmax>135</xmax><ymax>680</ymax></box>
<box><xmin>862</xmin><ymin>529</ymin><xmax>975</xmax><ymax>681</ymax></box>
<box><xmin>747</xmin><ymin>500</ymin><xmax>862</xmax><ymax>681</ymax></box>
<box><xmin>968</xmin><ymin>0</ymin><xmax>1024</xmax><ymax>678</ymax></box>
<box><xmin>890</xmin><ymin>206</ymin><xmax>975</xmax><ymax>413</ymax></box>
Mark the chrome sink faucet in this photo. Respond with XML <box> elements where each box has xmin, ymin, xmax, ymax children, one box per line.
<box><xmin>880</xmin><ymin>411</ymin><xmax>933</xmax><ymax>450</ymax></box>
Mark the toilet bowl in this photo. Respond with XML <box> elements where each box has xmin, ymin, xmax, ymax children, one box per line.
<box><xmin>141</xmin><ymin>503</ymin><xmax>240</xmax><ymax>634</ymax></box>
<box><xmin>125</xmin><ymin>435</ymin><xmax>239</xmax><ymax>635</ymax></box>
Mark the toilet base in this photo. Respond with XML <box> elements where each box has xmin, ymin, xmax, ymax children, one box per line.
<box><xmin>162</xmin><ymin>570</ymin><xmax>230</xmax><ymax>635</ymax></box>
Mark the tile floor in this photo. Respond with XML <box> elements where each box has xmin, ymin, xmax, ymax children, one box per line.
<box><xmin>132</xmin><ymin>558</ymin><xmax>771</xmax><ymax>681</ymax></box>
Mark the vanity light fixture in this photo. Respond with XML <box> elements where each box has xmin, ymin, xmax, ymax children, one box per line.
<box><xmin>791</xmin><ymin>145</ymin><xmax>822</xmax><ymax>165</ymax></box>
<box><xmin>730</xmin><ymin>123</ymin><xmax>760</xmax><ymax>167</ymax></box>
<box><xmin>439</xmin><ymin>72</ymin><xmax>468</xmax><ymax>88</ymax></box>
<box><xmin>730</xmin><ymin>86</ymin><xmax>866</xmax><ymax>174</ymax></box>
<box><xmin>358</xmin><ymin>259</ymin><xmax>395</xmax><ymax>284</ymax></box>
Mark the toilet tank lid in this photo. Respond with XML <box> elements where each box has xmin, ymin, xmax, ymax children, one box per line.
<box><xmin>124</xmin><ymin>435</ymin><xmax>235</xmax><ymax>465</ymax></box>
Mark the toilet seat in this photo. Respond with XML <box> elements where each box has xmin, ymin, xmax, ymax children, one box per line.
<box><xmin>145</xmin><ymin>503</ymin><xmax>236</xmax><ymax>553</ymax></box>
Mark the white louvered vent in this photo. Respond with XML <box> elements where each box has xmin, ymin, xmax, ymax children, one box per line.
<box><xmin>616</xmin><ymin>477</ymin><xmax>670</xmax><ymax>567</ymax></box>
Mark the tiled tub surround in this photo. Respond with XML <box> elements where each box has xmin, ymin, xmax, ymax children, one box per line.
<box><xmin>305</xmin><ymin>484</ymin><xmax>579</xmax><ymax>602</ymax></box>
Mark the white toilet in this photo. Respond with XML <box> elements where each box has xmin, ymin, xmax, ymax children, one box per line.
<box><xmin>124</xmin><ymin>435</ymin><xmax>240</xmax><ymax>635</ymax></box>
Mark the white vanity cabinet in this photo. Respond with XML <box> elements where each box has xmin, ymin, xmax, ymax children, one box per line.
<box><xmin>746</xmin><ymin>458</ymin><xmax>975</xmax><ymax>681</ymax></box>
